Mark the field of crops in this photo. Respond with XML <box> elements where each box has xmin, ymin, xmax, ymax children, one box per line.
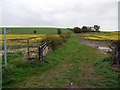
<box><xmin>1</xmin><ymin>28</ymin><xmax>71</xmax><ymax>48</ymax></box>
<box><xmin>1</xmin><ymin>34</ymin><xmax>46</xmax><ymax>40</ymax></box>
<box><xmin>82</xmin><ymin>32</ymin><xmax>120</xmax><ymax>41</ymax></box>
<box><xmin>1</xmin><ymin>34</ymin><xmax>63</xmax><ymax>48</ymax></box>
<box><xmin>1</xmin><ymin>34</ymin><xmax>46</xmax><ymax>47</ymax></box>
<box><xmin>1</xmin><ymin>27</ymin><xmax>69</xmax><ymax>34</ymax></box>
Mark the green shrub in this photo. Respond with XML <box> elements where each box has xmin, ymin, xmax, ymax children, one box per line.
<box><xmin>57</xmin><ymin>29</ymin><xmax>62</xmax><ymax>34</ymax></box>
<box><xmin>46</xmin><ymin>35</ymin><xmax>64</xmax><ymax>50</ymax></box>
<box><xmin>46</xmin><ymin>32</ymin><xmax>71</xmax><ymax>50</ymax></box>
<box><xmin>73</xmin><ymin>27</ymin><xmax>82</xmax><ymax>33</ymax></box>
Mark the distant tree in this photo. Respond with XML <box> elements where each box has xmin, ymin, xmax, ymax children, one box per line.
<box><xmin>89</xmin><ymin>27</ymin><xmax>92</xmax><ymax>32</ymax></box>
<box><xmin>73</xmin><ymin>27</ymin><xmax>81</xmax><ymax>33</ymax></box>
<box><xmin>82</xmin><ymin>26</ymin><xmax>88</xmax><ymax>33</ymax></box>
<box><xmin>94</xmin><ymin>25</ymin><xmax>100</xmax><ymax>32</ymax></box>
<box><xmin>34</xmin><ymin>30</ymin><xmax>37</xmax><ymax>34</ymax></box>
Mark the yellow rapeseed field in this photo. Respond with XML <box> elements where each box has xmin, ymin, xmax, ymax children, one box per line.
<box><xmin>1</xmin><ymin>34</ymin><xmax>60</xmax><ymax>47</ymax></box>
<box><xmin>83</xmin><ymin>32</ymin><xmax>120</xmax><ymax>41</ymax></box>
<box><xmin>0</xmin><ymin>34</ymin><xmax>51</xmax><ymax>46</ymax></box>
<box><xmin>1</xmin><ymin>34</ymin><xmax>46</xmax><ymax>40</ymax></box>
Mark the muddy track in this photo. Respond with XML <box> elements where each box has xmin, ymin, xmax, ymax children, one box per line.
<box><xmin>80</xmin><ymin>39</ymin><xmax>109</xmax><ymax>48</ymax></box>
<box><xmin>79</xmin><ymin>38</ymin><xmax>111</xmax><ymax>53</ymax></box>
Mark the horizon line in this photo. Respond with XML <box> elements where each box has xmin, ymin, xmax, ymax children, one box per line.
<box><xmin>0</xmin><ymin>26</ymin><xmax>119</xmax><ymax>31</ymax></box>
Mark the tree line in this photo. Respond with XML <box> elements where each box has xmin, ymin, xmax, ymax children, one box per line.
<box><xmin>68</xmin><ymin>25</ymin><xmax>100</xmax><ymax>33</ymax></box>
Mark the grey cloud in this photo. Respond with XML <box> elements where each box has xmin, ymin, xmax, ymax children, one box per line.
<box><xmin>1</xmin><ymin>0</ymin><xmax>119</xmax><ymax>31</ymax></box>
<box><xmin>118</xmin><ymin>1</ymin><xmax>120</xmax><ymax>31</ymax></box>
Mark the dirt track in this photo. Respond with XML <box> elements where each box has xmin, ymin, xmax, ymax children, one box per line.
<box><xmin>79</xmin><ymin>39</ymin><xmax>111</xmax><ymax>53</ymax></box>
<box><xmin>80</xmin><ymin>39</ymin><xmax>109</xmax><ymax>48</ymax></box>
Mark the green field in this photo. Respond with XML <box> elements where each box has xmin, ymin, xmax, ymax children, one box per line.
<box><xmin>1</xmin><ymin>27</ymin><xmax>70</xmax><ymax>34</ymax></box>
<box><xmin>2</xmin><ymin>34</ymin><xmax>119</xmax><ymax>88</ymax></box>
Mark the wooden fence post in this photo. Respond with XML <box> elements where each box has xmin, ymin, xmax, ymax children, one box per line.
<box><xmin>38</xmin><ymin>46</ymin><xmax>43</xmax><ymax>61</ymax></box>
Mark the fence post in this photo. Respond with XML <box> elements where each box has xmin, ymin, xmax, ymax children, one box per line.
<box><xmin>38</xmin><ymin>46</ymin><xmax>43</xmax><ymax>61</ymax></box>
<box><xmin>27</xmin><ymin>39</ymin><xmax>30</xmax><ymax>60</ymax></box>
<box><xmin>4</xmin><ymin>27</ymin><xmax>7</xmax><ymax>66</ymax></box>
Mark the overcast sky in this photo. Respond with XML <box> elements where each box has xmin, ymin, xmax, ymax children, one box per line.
<box><xmin>1</xmin><ymin>0</ymin><xmax>119</xmax><ymax>31</ymax></box>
